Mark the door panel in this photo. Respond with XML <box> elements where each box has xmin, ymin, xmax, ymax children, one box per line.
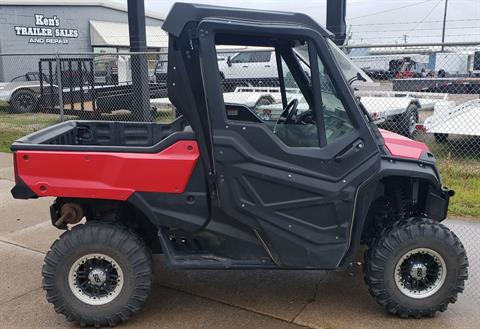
<box><xmin>197</xmin><ymin>21</ymin><xmax>381</xmax><ymax>268</ymax></box>
<box><xmin>214</xmin><ymin>126</ymin><xmax>380</xmax><ymax>268</ymax></box>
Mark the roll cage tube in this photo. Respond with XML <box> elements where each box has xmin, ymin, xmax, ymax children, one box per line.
<box><xmin>307</xmin><ymin>41</ymin><xmax>327</xmax><ymax>147</ymax></box>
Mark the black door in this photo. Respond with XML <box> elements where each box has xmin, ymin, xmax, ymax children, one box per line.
<box><xmin>198</xmin><ymin>21</ymin><xmax>381</xmax><ymax>268</ymax></box>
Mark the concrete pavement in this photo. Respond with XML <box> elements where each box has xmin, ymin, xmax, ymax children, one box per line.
<box><xmin>1</xmin><ymin>152</ymin><xmax>479</xmax><ymax>329</ymax></box>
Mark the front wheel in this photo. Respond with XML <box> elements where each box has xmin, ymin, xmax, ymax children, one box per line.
<box><xmin>10</xmin><ymin>89</ymin><xmax>38</xmax><ymax>113</ymax></box>
<box><xmin>364</xmin><ymin>218</ymin><xmax>468</xmax><ymax>318</ymax></box>
<box><xmin>42</xmin><ymin>222</ymin><xmax>153</xmax><ymax>327</ymax></box>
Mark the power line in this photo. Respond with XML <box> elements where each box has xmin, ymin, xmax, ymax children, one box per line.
<box><xmin>324</xmin><ymin>18</ymin><xmax>480</xmax><ymax>29</ymax></box>
<box><xmin>407</xmin><ymin>0</ymin><xmax>443</xmax><ymax>33</ymax></box>
<box><xmin>352</xmin><ymin>25</ymin><xmax>479</xmax><ymax>34</ymax></box>
<box><xmin>349</xmin><ymin>0</ymin><xmax>437</xmax><ymax>20</ymax></box>
<box><xmin>354</xmin><ymin>32</ymin><xmax>480</xmax><ymax>40</ymax></box>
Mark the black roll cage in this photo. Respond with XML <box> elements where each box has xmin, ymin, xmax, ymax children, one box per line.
<box><xmin>163</xmin><ymin>3</ymin><xmax>381</xmax><ymax>196</ymax></box>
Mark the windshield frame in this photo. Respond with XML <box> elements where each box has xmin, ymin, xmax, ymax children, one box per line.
<box><xmin>293</xmin><ymin>40</ymin><xmax>373</xmax><ymax>85</ymax></box>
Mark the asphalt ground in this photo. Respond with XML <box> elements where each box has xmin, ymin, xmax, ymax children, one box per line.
<box><xmin>0</xmin><ymin>152</ymin><xmax>478</xmax><ymax>329</ymax></box>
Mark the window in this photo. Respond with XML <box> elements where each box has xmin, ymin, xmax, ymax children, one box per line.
<box><xmin>250</xmin><ymin>51</ymin><xmax>271</xmax><ymax>62</ymax></box>
<box><xmin>217</xmin><ymin>40</ymin><xmax>356</xmax><ymax>148</ymax></box>
<box><xmin>232</xmin><ymin>51</ymin><xmax>271</xmax><ymax>63</ymax></box>
<box><xmin>316</xmin><ymin>56</ymin><xmax>354</xmax><ymax>143</ymax></box>
<box><xmin>294</xmin><ymin>42</ymin><xmax>355</xmax><ymax>143</ymax></box>
<box><xmin>218</xmin><ymin>45</ymin><xmax>319</xmax><ymax>148</ymax></box>
<box><xmin>231</xmin><ymin>52</ymin><xmax>252</xmax><ymax>63</ymax></box>
<box><xmin>274</xmin><ymin>57</ymin><xmax>318</xmax><ymax>147</ymax></box>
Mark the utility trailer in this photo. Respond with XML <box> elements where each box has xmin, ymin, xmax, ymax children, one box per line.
<box><xmin>424</xmin><ymin>98</ymin><xmax>480</xmax><ymax>142</ymax></box>
<box><xmin>10</xmin><ymin>3</ymin><xmax>468</xmax><ymax>327</ymax></box>
<box><xmin>0</xmin><ymin>57</ymin><xmax>166</xmax><ymax>115</ymax></box>
<box><xmin>393</xmin><ymin>77</ymin><xmax>480</xmax><ymax>94</ymax></box>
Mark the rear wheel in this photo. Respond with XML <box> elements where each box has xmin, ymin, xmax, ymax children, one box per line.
<box><xmin>10</xmin><ymin>89</ymin><xmax>38</xmax><ymax>113</ymax></box>
<box><xmin>42</xmin><ymin>222</ymin><xmax>153</xmax><ymax>327</ymax></box>
<box><xmin>364</xmin><ymin>218</ymin><xmax>468</xmax><ymax>318</ymax></box>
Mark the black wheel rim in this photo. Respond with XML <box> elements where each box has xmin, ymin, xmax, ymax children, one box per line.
<box><xmin>395</xmin><ymin>248</ymin><xmax>446</xmax><ymax>299</ymax></box>
<box><xmin>69</xmin><ymin>253</ymin><xmax>124</xmax><ymax>305</ymax></box>
<box><xmin>17</xmin><ymin>94</ymin><xmax>34</xmax><ymax>111</ymax></box>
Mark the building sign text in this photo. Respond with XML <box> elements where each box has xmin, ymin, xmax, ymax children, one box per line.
<box><xmin>14</xmin><ymin>14</ymin><xmax>79</xmax><ymax>45</ymax></box>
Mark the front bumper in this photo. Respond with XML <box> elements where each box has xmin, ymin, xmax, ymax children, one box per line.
<box><xmin>425</xmin><ymin>186</ymin><xmax>454</xmax><ymax>221</ymax></box>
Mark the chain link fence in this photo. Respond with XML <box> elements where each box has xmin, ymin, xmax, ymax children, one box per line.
<box><xmin>345</xmin><ymin>42</ymin><xmax>480</xmax><ymax>161</ymax></box>
<box><xmin>0</xmin><ymin>42</ymin><xmax>479</xmax><ymax>159</ymax></box>
<box><xmin>0</xmin><ymin>43</ymin><xmax>478</xmax><ymax>300</ymax></box>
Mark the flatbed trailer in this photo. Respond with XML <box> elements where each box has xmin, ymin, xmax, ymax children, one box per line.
<box><xmin>0</xmin><ymin>57</ymin><xmax>167</xmax><ymax>115</ymax></box>
<box><xmin>424</xmin><ymin>98</ymin><xmax>480</xmax><ymax>141</ymax></box>
<box><xmin>393</xmin><ymin>77</ymin><xmax>480</xmax><ymax>94</ymax></box>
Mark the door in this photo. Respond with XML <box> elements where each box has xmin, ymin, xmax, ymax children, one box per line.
<box><xmin>198</xmin><ymin>21</ymin><xmax>381</xmax><ymax>268</ymax></box>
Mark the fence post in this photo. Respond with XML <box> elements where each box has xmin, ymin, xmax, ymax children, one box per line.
<box><xmin>55</xmin><ymin>52</ymin><xmax>64</xmax><ymax>121</ymax></box>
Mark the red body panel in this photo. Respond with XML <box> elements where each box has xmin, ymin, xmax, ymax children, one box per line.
<box><xmin>380</xmin><ymin>129</ymin><xmax>429</xmax><ymax>160</ymax></box>
<box><xmin>15</xmin><ymin>141</ymin><xmax>200</xmax><ymax>200</ymax></box>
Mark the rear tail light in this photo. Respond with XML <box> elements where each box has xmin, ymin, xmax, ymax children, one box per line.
<box><xmin>13</xmin><ymin>152</ymin><xmax>19</xmax><ymax>183</ymax></box>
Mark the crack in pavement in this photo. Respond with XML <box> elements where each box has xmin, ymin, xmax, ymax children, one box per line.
<box><xmin>0</xmin><ymin>287</ymin><xmax>43</xmax><ymax>307</ymax></box>
<box><xmin>157</xmin><ymin>283</ymin><xmax>316</xmax><ymax>329</ymax></box>
<box><xmin>0</xmin><ymin>238</ymin><xmax>46</xmax><ymax>255</ymax></box>
<box><xmin>290</xmin><ymin>274</ymin><xmax>326</xmax><ymax>323</ymax></box>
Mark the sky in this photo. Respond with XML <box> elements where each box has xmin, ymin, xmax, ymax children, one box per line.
<box><xmin>114</xmin><ymin>0</ymin><xmax>480</xmax><ymax>45</ymax></box>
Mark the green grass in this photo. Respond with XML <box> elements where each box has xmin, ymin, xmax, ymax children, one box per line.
<box><xmin>438</xmin><ymin>157</ymin><xmax>480</xmax><ymax>219</ymax></box>
<box><xmin>0</xmin><ymin>110</ymin><xmax>65</xmax><ymax>152</ymax></box>
<box><xmin>0</xmin><ymin>130</ymin><xmax>25</xmax><ymax>153</ymax></box>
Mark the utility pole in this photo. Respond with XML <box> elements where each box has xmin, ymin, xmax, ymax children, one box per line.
<box><xmin>441</xmin><ymin>0</ymin><xmax>448</xmax><ymax>51</ymax></box>
<box><xmin>127</xmin><ymin>0</ymin><xmax>152</xmax><ymax>122</ymax></box>
<box><xmin>326</xmin><ymin>0</ymin><xmax>347</xmax><ymax>45</ymax></box>
<box><xmin>403</xmin><ymin>34</ymin><xmax>408</xmax><ymax>44</ymax></box>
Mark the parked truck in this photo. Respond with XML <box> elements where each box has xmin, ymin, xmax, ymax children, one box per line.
<box><xmin>10</xmin><ymin>4</ymin><xmax>468</xmax><ymax>327</ymax></box>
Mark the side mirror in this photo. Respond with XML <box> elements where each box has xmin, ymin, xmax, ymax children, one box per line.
<box><xmin>227</xmin><ymin>56</ymin><xmax>232</xmax><ymax>67</ymax></box>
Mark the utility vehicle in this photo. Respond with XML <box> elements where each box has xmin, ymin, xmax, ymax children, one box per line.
<box><xmin>10</xmin><ymin>3</ymin><xmax>468</xmax><ymax>327</ymax></box>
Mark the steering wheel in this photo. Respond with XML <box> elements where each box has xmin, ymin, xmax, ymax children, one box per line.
<box><xmin>276</xmin><ymin>99</ymin><xmax>299</xmax><ymax>125</ymax></box>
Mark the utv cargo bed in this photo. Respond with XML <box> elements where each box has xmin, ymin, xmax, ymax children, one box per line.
<box><xmin>11</xmin><ymin>119</ymin><xmax>201</xmax><ymax>201</ymax></box>
<box><xmin>11</xmin><ymin>119</ymin><xmax>194</xmax><ymax>153</ymax></box>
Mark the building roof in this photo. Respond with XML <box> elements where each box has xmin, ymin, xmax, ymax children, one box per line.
<box><xmin>0</xmin><ymin>0</ymin><xmax>165</xmax><ymax>20</ymax></box>
<box><xmin>90</xmin><ymin>20</ymin><xmax>168</xmax><ymax>48</ymax></box>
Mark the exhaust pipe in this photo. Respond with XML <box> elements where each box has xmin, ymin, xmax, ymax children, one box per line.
<box><xmin>54</xmin><ymin>203</ymin><xmax>84</xmax><ymax>228</ymax></box>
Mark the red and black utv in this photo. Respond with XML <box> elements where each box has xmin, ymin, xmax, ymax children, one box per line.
<box><xmin>10</xmin><ymin>3</ymin><xmax>468</xmax><ymax>327</ymax></box>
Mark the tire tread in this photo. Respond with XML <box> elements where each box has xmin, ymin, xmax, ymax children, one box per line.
<box><xmin>42</xmin><ymin>221</ymin><xmax>153</xmax><ymax>327</ymax></box>
<box><xmin>364</xmin><ymin>218</ymin><xmax>468</xmax><ymax>318</ymax></box>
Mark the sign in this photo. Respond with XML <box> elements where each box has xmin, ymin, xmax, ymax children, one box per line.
<box><xmin>14</xmin><ymin>14</ymin><xmax>79</xmax><ymax>45</ymax></box>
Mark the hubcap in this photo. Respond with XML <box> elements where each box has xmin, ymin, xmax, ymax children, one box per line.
<box><xmin>394</xmin><ymin>248</ymin><xmax>446</xmax><ymax>299</ymax></box>
<box><xmin>17</xmin><ymin>94</ymin><xmax>34</xmax><ymax>111</ymax></box>
<box><xmin>410</xmin><ymin>263</ymin><xmax>427</xmax><ymax>280</ymax></box>
<box><xmin>68</xmin><ymin>253</ymin><xmax>124</xmax><ymax>305</ymax></box>
<box><xmin>88</xmin><ymin>268</ymin><xmax>107</xmax><ymax>286</ymax></box>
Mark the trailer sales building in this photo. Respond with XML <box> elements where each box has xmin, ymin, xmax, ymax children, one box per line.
<box><xmin>0</xmin><ymin>0</ymin><xmax>167</xmax><ymax>82</ymax></box>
